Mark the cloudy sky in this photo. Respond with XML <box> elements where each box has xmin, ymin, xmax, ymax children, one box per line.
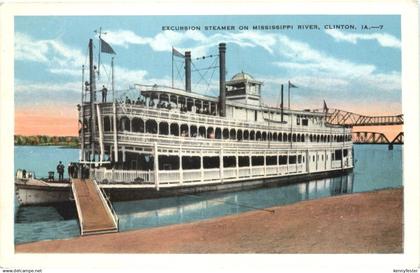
<box><xmin>14</xmin><ymin>15</ymin><xmax>401</xmax><ymax>136</ymax></box>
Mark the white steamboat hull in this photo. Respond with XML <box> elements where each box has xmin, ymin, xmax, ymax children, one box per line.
<box><xmin>15</xmin><ymin>167</ymin><xmax>352</xmax><ymax>205</ymax></box>
<box><xmin>15</xmin><ymin>179</ymin><xmax>71</xmax><ymax>206</ymax></box>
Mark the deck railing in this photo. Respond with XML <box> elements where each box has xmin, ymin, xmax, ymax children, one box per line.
<box><xmin>266</xmin><ymin>166</ymin><xmax>278</xmax><ymax>175</ymax></box>
<box><xmin>91</xmin><ymin>160</ymin><xmax>350</xmax><ymax>189</ymax></box>
<box><xmin>100</xmin><ymin>188</ymin><xmax>119</xmax><ymax>230</ymax></box>
<box><xmin>90</xmin><ymin>168</ymin><xmax>152</xmax><ymax>184</ymax></box>
<box><xmin>238</xmin><ymin>168</ymin><xmax>251</xmax><ymax>177</ymax></box>
<box><xmin>203</xmin><ymin>169</ymin><xmax>221</xmax><ymax>181</ymax></box>
<box><xmin>99</xmin><ymin>104</ymin><xmax>352</xmax><ymax>135</ymax></box>
<box><xmin>159</xmin><ymin>170</ymin><xmax>181</xmax><ymax>184</ymax></box>
<box><xmin>223</xmin><ymin>168</ymin><xmax>237</xmax><ymax>179</ymax></box>
<box><xmin>101</xmin><ymin>132</ymin><xmax>352</xmax><ymax>152</ymax></box>
<box><xmin>182</xmin><ymin>169</ymin><xmax>202</xmax><ymax>182</ymax></box>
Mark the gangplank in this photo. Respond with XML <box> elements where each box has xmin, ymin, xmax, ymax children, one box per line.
<box><xmin>71</xmin><ymin>178</ymin><xmax>118</xmax><ymax>236</ymax></box>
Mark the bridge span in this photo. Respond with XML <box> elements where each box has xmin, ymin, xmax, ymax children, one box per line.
<box><xmin>352</xmin><ymin>131</ymin><xmax>404</xmax><ymax>145</ymax></box>
<box><xmin>325</xmin><ymin>108</ymin><xmax>403</xmax><ymax>127</ymax></box>
<box><xmin>321</xmin><ymin>106</ymin><xmax>403</xmax><ymax>147</ymax></box>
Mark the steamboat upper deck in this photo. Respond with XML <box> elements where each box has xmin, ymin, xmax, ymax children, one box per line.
<box><xmin>78</xmin><ymin>41</ymin><xmax>353</xmax><ymax>191</ymax></box>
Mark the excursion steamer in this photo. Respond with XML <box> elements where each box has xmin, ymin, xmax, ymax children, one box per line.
<box><xmin>15</xmin><ymin>40</ymin><xmax>353</xmax><ymax>205</ymax></box>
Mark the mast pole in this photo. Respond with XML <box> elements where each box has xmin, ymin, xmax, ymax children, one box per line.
<box><xmin>89</xmin><ymin>39</ymin><xmax>97</xmax><ymax>162</ymax></box>
<box><xmin>111</xmin><ymin>57</ymin><xmax>115</xmax><ymax>102</ymax></box>
<box><xmin>81</xmin><ymin>65</ymin><xmax>85</xmax><ymax>102</ymax></box>
<box><xmin>288</xmin><ymin>80</ymin><xmax>290</xmax><ymax>110</ymax></box>
<box><xmin>80</xmin><ymin>65</ymin><xmax>85</xmax><ymax>161</ymax></box>
<box><xmin>98</xmin><ymin>27</ymin><xmax>101</xmax><ymax>79</ymax></box>
<box><xmin>280</xmin><ymin>84</ymin><xmax>284</xmax><ymax>123</ymax></box>
<box><xmin>111</xmin><ymin>55</ymin><xmax>118</xmax><ymax>163</ymax></box>
<box><xmin>171</xmin><ymin>48</ymin><xmax>174</xmax><ymax>88</ymax></box>
<box><xmin>112</xmin><ymin>98</ymin><xmax>119</xmax><ymax>164</ymax></box>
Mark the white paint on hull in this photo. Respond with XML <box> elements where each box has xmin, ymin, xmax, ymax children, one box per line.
<box><xmin>15</xmin><ymin>168</ymin><xmax>352</xmax><ymax>205</ymax></box>
<box><xmin>15</xmin><ymin>179</ymin><xmax>71</xmax><ymax>206</ymax></box>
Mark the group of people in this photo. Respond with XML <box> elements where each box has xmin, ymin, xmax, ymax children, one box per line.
<box><xmin>181</xmin><ymin>105</ymin><xmax>216</xmax><ymax>116</ymax></box>
<box><xmin>55</xmin><ymin>161</ymin><xmax>90</xmax><ymax>181</ymax></box>
<box><xmin>124</xmin><ymin>96</ymin><xmax>175</xmax><ymax>110</ymax></box>
<box><xmin>157</xmin><ymin>101</ymin><xmax>172</xmax><ymax>110</ymax></box>
<box><xmin>125</xmin><ymin>96</ymin><xmax>147</xmax><ymax>106</ymax></box>
<box><xmin>99</xmin><ymin>82</ymin><xmax>220</xmax><ymax>118</ymax></box>
<box><xmin>121</xmin><ymin>93</ymin><xmax>217</xmax><ymax>116</ymax></box>
<box><xmin>67</xmin><ymin>162</ymin><xmax>80</xmax><ymax>179</ymax></box>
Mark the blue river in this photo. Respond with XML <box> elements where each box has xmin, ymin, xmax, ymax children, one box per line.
<box><xmin>14</xmin><ymin>144</ymin><xmax>402</xmax><ymax>244</ymax></box>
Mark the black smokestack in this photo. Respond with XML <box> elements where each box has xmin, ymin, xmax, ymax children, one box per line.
<box><xmin>185</xmin><ymin>51</ymin><xmax>191</xmax><ymax>92</ymax></box>
<box><xmin>219</xmin><ymin>43</ymin><xmax>226</xmax><ymax>117</ymax></box>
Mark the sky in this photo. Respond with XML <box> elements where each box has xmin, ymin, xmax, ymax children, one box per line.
<box><xmin>14</xmin><ymin>15</ymin><xmax>402</xmax><ymax>136</ymax></box>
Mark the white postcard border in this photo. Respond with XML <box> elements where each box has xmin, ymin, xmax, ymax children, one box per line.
<box><xmin>0</xmin><ymin>1</ymin><xmax>418</xmax><ymax>272</ymax></box>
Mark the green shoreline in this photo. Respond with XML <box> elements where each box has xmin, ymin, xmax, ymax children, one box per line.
<box><xmin>14</xmin><ymin>144</ymin><xmax>79</xmax><ymax>148</ymax></box>
<box><xmin>14</xmin><ymin>135</ymin><xmax>79</xmax><ymax>148</ymax></box>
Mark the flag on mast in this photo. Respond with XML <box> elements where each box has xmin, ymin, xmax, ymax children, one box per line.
<box><xmin>323</xmin><ymin>100</ymin><xmax>329</xmax><ymax>112</ymax></box>
<box><xmin>287</xmin><ymin>80</ymin><xmax>297</xmax><ymax>110</ymax></box>
<box><xmin>100</xmin><ymin>38</ymin><xmax>116</xmax><ymax>55</ymax></box>
<box><xmin>172</xmin><ymin>47</ymin><xmax>184</xmax><ymax>58</ymax></box>
<box><xmin>289</xmin><ymin>81</ymin><xmax>298</xmax><ymax>88</ymax></box>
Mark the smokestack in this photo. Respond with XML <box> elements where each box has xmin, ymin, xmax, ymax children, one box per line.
<box><xmin>185</xmin><ymin>51</ymin><xmax>191</xmax><ymax>92</ymax></box>
<box><xmin>219</xmin><ymin>43</ymin><xmax>226</xmax><ymax>117</ymax></box>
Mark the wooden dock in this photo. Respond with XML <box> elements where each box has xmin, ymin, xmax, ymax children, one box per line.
<box><xmin>71</xmin><ymin>179</ymin><xmax>118</xmax><ymax>236</ymax></box>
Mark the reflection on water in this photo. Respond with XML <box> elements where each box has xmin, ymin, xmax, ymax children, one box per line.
<box><xmin>115</xmin><ymin>174</ymin><xmax>354</xmax><ymax>232</ymax></box>
<box><xmin>15</xmin><ymin>219</ymin><xmax>80</xmax><ymax>245</ymax></box>
<box><xmin>14</xmin><ymin>203</ymin><xmax>79</xmax><ymax>244</ymax></box>
<box><xmin>14</xmin><ymin>144</ymin><xmax>401</xmax><ymax>244</ymax></box>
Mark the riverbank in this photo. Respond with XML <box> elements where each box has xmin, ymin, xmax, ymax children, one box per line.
<box><xmin>14</xmin><ymin>135</ymin><xmax>78</xmax><ymax>147</ymax></box>
<box><xmin>14</xmin><ymin>144</ymin><xmax>79</xmax><ymax>148</ymax></box>
<box><xmin>15</xmin><ymin>188</ymin><xmax>403</xmax><ymax>253</ymax></box>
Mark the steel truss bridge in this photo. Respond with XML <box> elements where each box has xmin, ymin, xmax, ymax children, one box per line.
<box><xmin>323</xmin><ymin>108</ymin><xmax>403</xmax><ymax>146</ymax></box>
<box><xmin>325</xmin><ymin>108</ymin><xmax>403</xmax><ymax>127</ymax></box>
<box><xmin>352</xmin><ymin>131</ymin><xmax>404</xmax><ymax>145</ymax></box>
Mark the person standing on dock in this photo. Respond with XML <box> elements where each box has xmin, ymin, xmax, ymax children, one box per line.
<box><xmin>101</xmin><ymin>85</ymin><xmax>108</xmax><ymax>103</ymax></box>
<box><xmin>57</xmin><ymin>161</ymin><xmax>65</xmax><ymax>181</ymax></box>
<box><xmin>67</xmin><ymin>163</ymin><xmax>72</xmax><ymax>179</ymax></box>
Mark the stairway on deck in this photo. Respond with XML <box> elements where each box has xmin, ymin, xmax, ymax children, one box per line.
<box><xmin>71</xmin><ymin>179</ymin><xmax>118</xmax><ymax>236</ymax></box>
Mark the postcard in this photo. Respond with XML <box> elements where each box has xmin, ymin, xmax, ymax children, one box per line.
<box><xmin>0</xmin><ymin>1</ymin><xmax>419</xmax><ymax>273</ymax></box>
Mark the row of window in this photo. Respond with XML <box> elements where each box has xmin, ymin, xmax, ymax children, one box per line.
<box><xmin>157</xmin><ymin>150</ymin><xmax>346</xmax><ymax>170</ymax></box>
<box><xmin>108</xmin><ymin>148</ymin><xmax>349</xmax><ymax>171</ymax></box>
<box><xmin>98</xmin><ymin>117</ymin><xmax>351</xmax><ymax>143</ymax></box>
<box><xmin>112</xmin><ymin>98</ymin><xmax>319</xmax><ymax>125</ymax></box>
<box><xmin>157</xmin><ymin>155</ymin><xmax>306</xmax><ymax>170</ymax></box>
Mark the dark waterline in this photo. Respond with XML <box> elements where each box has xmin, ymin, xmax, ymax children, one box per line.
<box><xmin>14</xmin><ymin>144</ymin><xmax>402</xmax><ymax>244</ymax></box>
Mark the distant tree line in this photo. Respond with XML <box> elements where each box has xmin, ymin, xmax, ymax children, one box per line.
<box><xmin>14</xmin><ymin>135</ymin><xmax>79</xmax><ymax>147</ymax></box>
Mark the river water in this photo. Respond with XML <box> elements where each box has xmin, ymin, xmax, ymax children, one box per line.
<box><xmin>14</xmin><ymin>144</ymin><xmax>402</xmax><ymax>244</ymax></box>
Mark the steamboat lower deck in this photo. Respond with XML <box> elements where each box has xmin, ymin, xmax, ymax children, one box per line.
<box><xmin>15</xmin><ymin>166</ymin><xmax>352</xmax><ymax>205</ymax></box>
<box><xmin>99</xmin><ymin>167</ymin><xmax>353</xmax><ymax>201</ymax></box>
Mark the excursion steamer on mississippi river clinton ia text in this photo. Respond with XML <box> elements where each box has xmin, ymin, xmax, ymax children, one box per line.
<box><xmin>15</xmin><ymin>38</ymin><xmax>353</xmax><ymax>205</ymax></box>
<box><xmin>161</xmin><ymin>24</ymin><xmax>356</xmax><ymax>31</ymax></box>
